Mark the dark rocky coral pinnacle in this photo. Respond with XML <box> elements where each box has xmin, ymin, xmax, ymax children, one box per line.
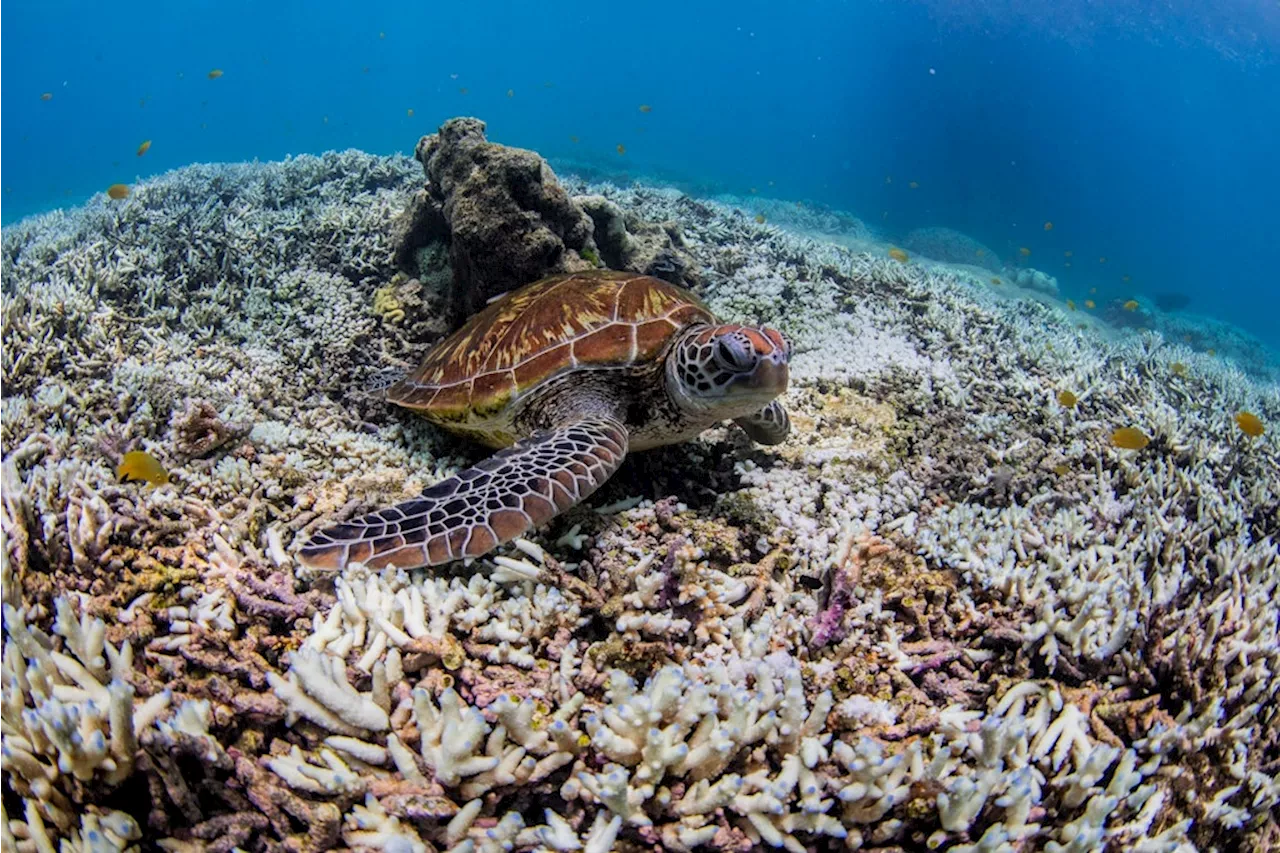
<box><xmin>409</xmin><ymin>117</ymin><xmax>597</xmax><ymax>325</ymax></box>
<box><xmin>397</xmin><ymin>117</ymin><xmax>700</xmax><ymax>329</ymax></box>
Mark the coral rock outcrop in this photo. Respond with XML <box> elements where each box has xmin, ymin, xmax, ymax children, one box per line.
<box><xmin>402</xmin><ymin>117</ymin><xmax>596</xmax><ymax>325</ymax></box>
<box><xmin>575</xmin><ymin>194</ymin><xmax>697</xmax><ymax>287</ymax></box>
<box><xmin>397</xmin><ymin>118</ymin><xmax>699</xmax><ymax>327</ymax></box>
<box><xmin>1009</xmin><ymin>266</ymin><xmax>1060</xmax><ymax>297</ymax></box>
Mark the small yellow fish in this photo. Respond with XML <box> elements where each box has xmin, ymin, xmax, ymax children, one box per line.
<box><xmin>1019</xmin><ymin>247</ymin><xmax>1031</xmax><ymax>257</ymax></box>
<box><xmin>1064</xmin><ymin>250</ymin><xmax>1073</xmax><ymax>257</ymax></box>
<box><xmin>507</xmin><ymin>89</ymin><xmax>515</xmax><ymax>97</ymax></box>
<box><xmin>458</xmin><ymin>87</ymin><xmax>468</xmax><ymax>94</ymax></box>
<box><xmin>40</xmin><ymin>92</ymin><xmax>53</xmax><ymax>101</ymax></box>
<box><xmin>208</xmin><ymin>69</ymin><xmax>224</xmax><ymax>79</ymax></box>
<box><xmin>407</xmin><ymin>108</ymin><xmax>414</xmax><ymax>117</ymax></box>
<box><xmin>1123</xmin><ymin>300</ymin><xmax>1139</xmax><ymax>311</ymax></box>
<box><xmin>754</xmin><ymin>214</ymin><xmax>766</xmax><ymax>224</ymax></box>
<box><xmin>1170</xmin><ymin>362</ymin><xmax>1189</xmax><ymax>377</ymax></box>
<box><xmin>1089</xmin><ymin>287</ymin><xmax>1097</xmax><ymax>294</ymax></box>
<box><xmin>1234</xmin><ymin>411</ymin><xmax>1265</xmax><ymax>438</ymax></box>
<box><xmin>1044</xmin><ymin>221</ymin><xmax>1053</xmax><ymax>231</ymax></box>
<box><xmin>1053</xmin><ymin>462</ymin><xmax>1070</xmax><ymax>476</ymax></box>
<box><xmin>975</xmin><ymin>249</ymin><xmax>985</xmax><ymax>257</ymax></box>
<box><xmin>106</xmin><ymin>183</ymin><xmax>130</xmax><ymax>200</ymax></box>
<box><xmin>1066</xmin><ymin>299</ymin><xmax>1076</xmax><ymax>310</ymax></box>
<box><xmin>991</xmin><ymin>277</ymin><xmax>1002</xmax><ymax>285</ymax></box>
<box><xmin>1207</xmin><ymin>348</ymin><xmax>1216</xmax><ymax>356</ymax></box>
<box><xmin>908</xmin><ymin>181</ymin><xmax>919</xmax><ymax>189</ymax></box>
<box><xmin>1057</xmin><ymin>390</ymin><xmax>1078</xmax><ymax>408</ymax></box>
<box><xmin>136</xmin><ymin>139</ymin><xmax>152</xmax><ymax>156</ymax></box>
<box><xmin>569</xmin><ymin>135</ymin><xmax>580</xmax><ymax>143</ymax></box>
<box><xmin>1110</xmin><ymin>427</ymin><xmax>1150</xmax><ymax>450</ymax></box>
<box><xmin>639</xmin><ymin>104</ymin><xmax>652</xmax><ymax>113</ymax></box>
<box><xmin>1085</xmin><ymin>299</ymin><xmax>1096</xmax><ymax>309</ymax></box>
<box><xmin>1122</xmin><ymin>275</ymin><xmax>1131</xmax><ymax>282</ymax></box>
<box><xmin>117</xmin><ymin>450</ymin><xmax>169</xmax><ymax>486</ymax></box>
<box><xmin>616</xmin><ymin>144</ymin><xmax>626</xmax><ymax>155</ymax></box>
<box><xmin>888</xmin><ymin>247</ymin><xmax>909</xmax><ymax>263</ymax></box>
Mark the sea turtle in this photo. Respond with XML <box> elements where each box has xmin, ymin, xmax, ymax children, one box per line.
<box><xmin>298</xmin><ymin>270</ymin><xmax>791</xmax><ymax>571</ymax></box>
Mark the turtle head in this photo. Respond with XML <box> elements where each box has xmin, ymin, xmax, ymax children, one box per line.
<box><xmin>667</xmin><ymin>324</ymin><xmax>791</xmax><ymax>418</ymax></box>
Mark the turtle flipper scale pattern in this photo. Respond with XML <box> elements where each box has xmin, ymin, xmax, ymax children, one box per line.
<box><xmin>735</xmin><ymin>400</ymin><xmax>790</xmax><ymax>445</ymax></box>
<box><xmin>298</xmin><ymin>416</ymin><xmax>629</xmax><ymax>571</ymax></box>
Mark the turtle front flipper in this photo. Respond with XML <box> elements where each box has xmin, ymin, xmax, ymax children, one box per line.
<box><xmin>298</xmin><ymin>416</ymin><xmax>629</xmax><ymax>571</ymax></box>
<box><xmin>735</xmin><ymin>400</ymin><xmax>790</xmax><ymax>445</ymax></box>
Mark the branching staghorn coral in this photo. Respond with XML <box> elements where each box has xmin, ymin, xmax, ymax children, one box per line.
<box><xmin>0</xmin><ymin>594</ymin><xmax>220</xmax><ymax>840</ymax></box>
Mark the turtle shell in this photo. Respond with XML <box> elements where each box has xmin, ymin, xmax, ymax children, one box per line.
<box><xmin>388</xmin><ymin>270</ymin><xmax>714</xmax><ymax>426</ymax></box>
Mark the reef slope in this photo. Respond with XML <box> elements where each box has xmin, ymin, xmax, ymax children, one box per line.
<box><xmin>2</xmin><ymin>145</ymin><xmax>1278</xmax><ymax>851</ymax></box>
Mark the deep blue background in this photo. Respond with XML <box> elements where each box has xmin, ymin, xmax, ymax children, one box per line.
<box><xmin>4</xmin><ymin>0</ymin><xmax>1278</xmax><ymax>347</ymax></box>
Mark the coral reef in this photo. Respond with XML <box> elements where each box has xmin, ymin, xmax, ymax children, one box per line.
<box><xmin>902</xmin><ymin>226</ymin><xmax>1003</xmax><ymax>274</ymax></box>
<box><xmin>703</xmin><ymin>191</ymin><xmax>876</xmax><ymax>251</ymax></box>
<box><xmin>1102</xmin><ymin>298</ymin><xmax>1278</xmax><ymax>379</ymax></box>
<box><xmin>2</xmin><ymin>134</ymin><xmax>1279</xmax><ymax>852</ymax></box>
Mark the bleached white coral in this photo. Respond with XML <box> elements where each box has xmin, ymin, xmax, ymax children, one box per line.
<box><xmin>342</xmin><ymin>793</ymin><xmax>428</xmax><ymax>853</ymax></box>
<box><xmin>268</xmin><ymin>646</ymin><xmax>389</xmax><ymax>734</ymax></box>
<box><xmin>0</xmin><ymin>595</ymin><xmax>193</xmax><ymax>839</ymax></box>
<box><xmin>266</xmin><ymin>744</ymin><xmax>367</xmax><ymax>795</ymax></box>
<box><xmin>305</xmin><ymin>560</ymin><xmax>583</xmax><ymax>673</ymax></box>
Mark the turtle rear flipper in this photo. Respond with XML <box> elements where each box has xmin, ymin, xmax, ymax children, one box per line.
<box><xmin>298</xmin><ymin>416</ymin><xmax>628</xmax><ymax>571</ymax></box>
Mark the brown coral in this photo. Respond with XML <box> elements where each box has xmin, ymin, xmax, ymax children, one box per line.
<box><xmin>171</xmin><ymin>399</ymin><xmax>249</xmax><ymax>460</ymax></box>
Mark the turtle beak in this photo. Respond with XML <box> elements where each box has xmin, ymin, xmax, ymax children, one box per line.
<box><xmin>752</xmin><ymin>357</ymin><xmax>789</xmax><ymax>394</ymax></box>
<box><xmin>750</xmin><ymin>327</ymin><xmax>791</xmax><ymax>394</ymax></box>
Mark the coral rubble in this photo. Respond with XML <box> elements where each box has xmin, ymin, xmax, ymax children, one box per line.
<box><xmin>2</xmin><ymin>131</ymin><xmax>1279</xmax><ymax>852</ymax></box>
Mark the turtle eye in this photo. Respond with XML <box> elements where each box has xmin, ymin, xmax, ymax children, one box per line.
<box><xmin>714</xmin><ymin>336</ymin><xmax>755</xmax><ymax>371</ymax></box>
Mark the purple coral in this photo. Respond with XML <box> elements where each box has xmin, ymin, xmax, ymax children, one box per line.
<box><xmin>808</xmin><ymin>566</ymin><xmax>856</xmax><ymax>648</ymax></box>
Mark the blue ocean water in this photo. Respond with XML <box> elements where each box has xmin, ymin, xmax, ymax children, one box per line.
<box><xmin>4</xmin><ymin>0</ymin><xmax>1278</xmax><ymax>350</ymax></box>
